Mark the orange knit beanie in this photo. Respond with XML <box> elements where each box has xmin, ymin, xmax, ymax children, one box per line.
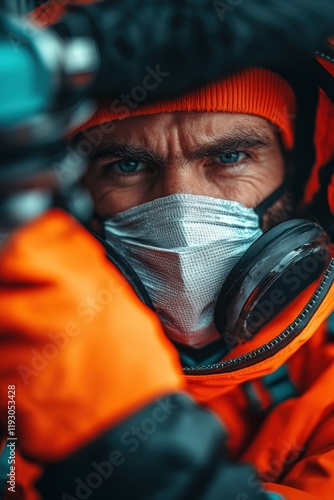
<box><xmin>77</xmin><ymin>67</ymin><xmax>296</xmax><ymax>149</ymax></box>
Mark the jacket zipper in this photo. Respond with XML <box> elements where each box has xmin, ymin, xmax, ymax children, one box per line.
<box><xmin>183</xmin><ymin>259</ymin><xmax>334</xmax><ymax>375</ymax></box>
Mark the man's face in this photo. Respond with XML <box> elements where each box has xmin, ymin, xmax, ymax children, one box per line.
<box><xmin>84</xmin><ymin>111</ymin><xmax>285</xmax><ymax>221</ymax></box>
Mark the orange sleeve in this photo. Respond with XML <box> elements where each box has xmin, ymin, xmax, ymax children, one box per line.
<box><xmin>276</xmin><ymin>388</ymin><xmax>334</xmax><ymax>499</ymax></box>
<box><xmin>0</xmin><ymin>209</ymin><xmax>184</xmax><ymax>463</ymax></box>
<box><xmin>265</xmin><ymin>483</ymin><xmax>320</xmax><ymax>499</ymax></box>
<box><xmin>241</xmin><ymin>324</ymin><xmax>334</xmax><ymax>500</ymax></box>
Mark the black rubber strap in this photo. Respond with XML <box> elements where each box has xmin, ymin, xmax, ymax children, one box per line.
<box><xmin>254</xmin><ymin>181</ymin><xmax>288</xmax><ymax>219</ymax></box>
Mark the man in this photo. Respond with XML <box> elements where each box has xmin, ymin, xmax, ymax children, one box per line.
<box><xmin>82</xmin><ymin>68</ymin><xmax>295</xmax><ymax>352</ymax></box>
<box><xmin>0</xmin><ymin>6</ymin><xmax>334</xmax><ymax>500</ymax></box>
<box><xmin>41</xmin><ymin>66</ymin><xmax>331</xmax><ymax>498</ymax></box>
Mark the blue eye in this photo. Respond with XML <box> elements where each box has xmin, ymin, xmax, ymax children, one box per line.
<box><xmin>115</xmin><ymin>159</ymin><xmax>144</xmax><ymax>173</ymax></box>
<box><xmin>219</xmin><ymin>152</ymin><xmax>246</xmax><ymax>164</ymax></box>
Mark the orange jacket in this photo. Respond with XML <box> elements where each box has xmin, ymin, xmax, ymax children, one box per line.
<box><xmin>0</xmin><ymin>209</ymin><xmax>333</xmax><ymax>499</ymax></box>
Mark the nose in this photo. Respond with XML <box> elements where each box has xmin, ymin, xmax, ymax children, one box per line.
<box><xmin>152</xmin><ymin>164</ymin><xmax>207</xmax><ymax>199</ymax></box>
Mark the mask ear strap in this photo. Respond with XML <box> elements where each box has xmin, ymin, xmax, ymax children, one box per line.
<box><xmin>254</xmin><ymin>180</ymin><xmax>288</xmax><ymax>221</ymax></box>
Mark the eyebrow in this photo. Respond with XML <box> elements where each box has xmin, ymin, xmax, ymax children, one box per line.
<box><xmin>90</xmin><ymin>128</ymin><xmax>273</xmax><ymax>165</ymax></box>
<box><xmin>188</xmin><ymin>130</ymin><xmax>272</xmax><ymax>160</ymax></box>
<box><xmin>91</xmin><ymin>144</ymin><xmax>165</xmax><ymax>165</ymax></box>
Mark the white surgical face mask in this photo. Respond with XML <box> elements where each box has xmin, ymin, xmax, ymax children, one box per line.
<box><xmin>104</xmin><ymin>194</ymin><xmax>263</xmax><ymax>347</ymax></box>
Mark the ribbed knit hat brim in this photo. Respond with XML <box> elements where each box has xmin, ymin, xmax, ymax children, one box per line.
<box><xmin>76</xmin><ymin>67</ymin><xmax>296</xmax><ymax>149</ymax></box>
